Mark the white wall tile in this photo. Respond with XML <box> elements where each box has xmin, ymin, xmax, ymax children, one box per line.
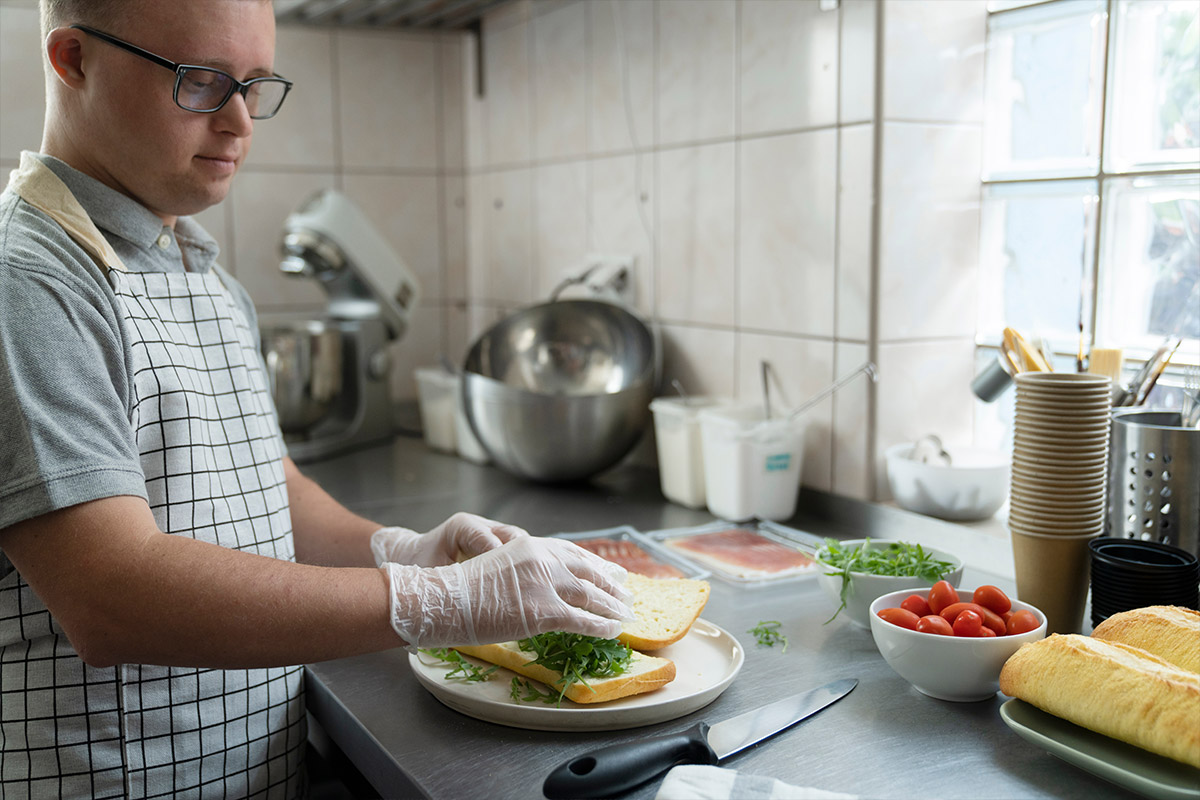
<box><xmin>440</xmin><ymin>35</ymin><xmax>467</xmax><ymax>172</ymax></box>
<box><xmin>589</xmin><ymin>153</ymin><xmax>656</xmax><ymax>315</ymax></box>
<box><xmin>485</xmin><ymin>0</ymin><xmax>534</xmax><ymax>32</ymax></box>
<box><xmin>444</xmin><ymin>301</ymin><xmax>470</xmax><ymax>365</ymax></box>
<box><xmin>589</xmin><ymin>0</ymin><xmax>654</xmax><ymax>155</ymax></box>
<box><xmin>882</xmin><ymin>0</ymin><xmax>987</xmax><ymax>123</ymax></box>
<box><xmin>341</xmin><ymin>173</ymin><xmax>442</xmax><ymax>300</ymax></box>
<box><xmin>657</xmin><ymin>142</ymin><xmax>736</xmax><ymax>327</ymax></box>
<box><xmin>487</xmin><ymin>167</ymin><xmax>535</xmax><ymax>304</ymax></box>
<box><xmin>388</xmin><ymin>303</ymin><xmax>445</xmax><ymax>401</ymax></box>
<box><xmin>246</xmin><ymin>26</ymin><xmax>335</xmax><ymax>169</ymax></box>
<box><xmin>228</xmin><ymin>170</ymin><xmax>334</xmax><ymax>311</ymax></box>
<box><xmin>833</xmin><ymin>341</ymin><xmax>872</xmax><ymax>500</ymax></box>
<box><xmin>739</xmin><ymin>0</ymin><xmax>839</xmax><ymax>136</ymax></box>
<box><xmin>0</xmin><ymin>4</ymin><xmax>44</xmax><ymax>160</ymax></box>
<box><xmin>660</xmin><ymin>323</ymin><xmax>737</xmax><ymax>398</ymax></box>
<box><xmin>738</xmin><ymin>129</ymin><xmax>838</xmax><ymax>336</ymax></box>
<box><xmin>485</xmin><ymin>21</ymin><xmax>533</xmax><ymax>166</ymax></box>
<box><xmin>534</xmin><ymin>160</ymin><xmax>589</xmax><ymax>299</ymax></box>
<box><xmin>878</xmin><ymin>122</ymin><xmax>981</xmax><ymax>340</ymax></box>
<box><xmin>337</xmin><ymin>31</ymin><xmax>439</xmax><ymax>170</ymax></box>
<box><xmin>874</xmin><ymin>338</ymin><xmax>977</xmax><ymax>497</ymax></box>
<box><xmin>837</xmin><ymin>123</ymin><xmax>874</xmax><ymax>342</ymax></box>
<box><xmin>840</xmin><ymin>0</ymin><xmax>877</xmax><ymax>124</ymax></box>
<box><xmin>465</xmin><ymin>172</ymin><xmax>490</xmax><ymax>302</ymax></box>
<box><xmin>463</xmin><ymin>32</ymin><xmax>488</xmax><ymax>170</ymax></box>
<box><xmin>657</xmin><ymin>0</ymin><xmax>736</xmax><ymax>147</ymax></box>
<box><xmin>735</xmin><ymin>332</ymin><xmax>835</xmax><ymax>491</ymax></box>
<box><xmin>442</xmin><ymin>176</ymin><xmax>467</xmax><ymax>300</ymax></box>
<box><xmin>533</xmin><ymin>1</ymin><xmax>587</xmax><ymax>161</ymax></box>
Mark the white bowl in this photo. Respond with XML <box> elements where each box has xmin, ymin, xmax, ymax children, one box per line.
<box><xmin>869</xmin><ymin>588</ymin><xmax>1047</xmax><ymax>702</ymax></box>
<box><xmin>815</xmin><ymin>539</ymin><xmax>964</xmax><ymax>628</ymax></box>
<box><xmin>885</xmin><ymin>443</ymin><xmax>1010</xmax><ymax>521</ymax></box>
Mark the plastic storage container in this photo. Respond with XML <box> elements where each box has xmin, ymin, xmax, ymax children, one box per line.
<box><xmin>698</xmin><ymin>405</ymin><xmax>806</xmax><ymax>521</ymax></box>
<box><xmin>455</xmin><ymin>384</ymin><xmax>490</xmax><ymax>464</ymax></box>
<box><xmin>650</xmin><ymin>397</ymin><xmax>725</xmax><ymax>509</ymax></box>
<box><xmin>414</xmin><ymin>367</ymin><xmax>458</xmax><ymax>453</ymax></box>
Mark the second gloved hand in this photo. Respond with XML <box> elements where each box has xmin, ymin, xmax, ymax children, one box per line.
<box><xmin>383</xmin><ymin>536</ymin><xmax>633</xmax><ymax>648</ymax></box>
<box><xmin>370</xmin><ymin>512</ymin><xmax>529</xmax><ymax>568</ymax></box>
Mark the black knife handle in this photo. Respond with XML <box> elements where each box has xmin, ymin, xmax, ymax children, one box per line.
<box><xmin>542</xmin><ymin>722</ymin><xmax>719</xmax><ymax>799</ymax></box>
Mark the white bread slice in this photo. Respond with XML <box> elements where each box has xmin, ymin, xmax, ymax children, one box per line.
<box><xmin>619</xmin><ymin>573</ymin><xmax>710</xmax><ymax>651</ymax></box>
<box><xmin>1091</xmin><ymin>606</ymin><xmax>1200</xmax><ymax>674</ymax></box>
<box><xmin>454</xmin><ymin>641</ymin><xmax>676</xmax><ymax>704</ymax></box>
<box><xmin>999</xmin><ymin>634</ymin><xmax>1200</xmax><ymax>768</ymax></box>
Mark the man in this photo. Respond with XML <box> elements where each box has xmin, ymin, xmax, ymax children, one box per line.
<box><xmin>0</xmin><ymin>2</ymin><xmax>631</xmax><ymax>798</ymax></box>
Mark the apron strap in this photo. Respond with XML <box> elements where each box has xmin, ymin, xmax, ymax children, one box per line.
<box><xmin>7</xmin><ymin>151</ymin><xmax>128</xmax><ymax>274</ymax></box>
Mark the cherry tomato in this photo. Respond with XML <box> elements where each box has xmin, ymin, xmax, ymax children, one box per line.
<box><xmin>979</xmin><ymin>626</ymin><xmax>997</xmax><ymax>637</ymax></box>
<box><xmin>972</xmin><ymin>585</ymin><xmax>1012</xmax><ymax>615</ymax></box>
<box><xmin>877</xmin><ymin>607</ymin><xmax>920</xmax><ymax>630</ymax></box>
<box><xmin>952</xmin><ymin>609</ymin><xmax>984</xmax><ymax>637</ymax></box>
<box><xmin>1001</xmin><ymin>610</ymin><xmax>1014</xmax><ymax>625</ymax></box>
<box><xmin>927</xmin><ymin>580</ymin><xmax>960</xmax><ymax>615</ymax></box>
<box><xmin>916</xmin><ymin>615</ymin><xmax>954</xmax><ymax>636</ymax></box>
<box><xmin>1006</xmin><ymin>609</ymin><xmax>1041</xmax><ymax>635</ymax></box>
<box><xmin>900</xmin><ymin>594</ymin><xmax>932</xmax><ymax>617</ymax></box>
<box><xmin>939</xmin><ymin>601</ymin><xmax>1007</xmax><ymax>635</ymax></box>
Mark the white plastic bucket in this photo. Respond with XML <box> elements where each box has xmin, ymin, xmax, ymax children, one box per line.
<box><xmin>698</xmin><ymin>405</ymin><xmax>806</xmax><ymax>522</ymax></box>
<box><xmin>650</xmin><ymin>397</ymin><xmax>726</xmax><ymax>508</ymax></box>
<box><xmin>415</xmin><ymin>367</ymin><xmax>458</xmax><ymax>453</ymax></box>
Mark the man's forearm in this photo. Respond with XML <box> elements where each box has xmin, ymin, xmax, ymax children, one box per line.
<box><xmin>284</xmin><ymin>456</ymin><xmax>382</xmax><ymax>567</ymax></box>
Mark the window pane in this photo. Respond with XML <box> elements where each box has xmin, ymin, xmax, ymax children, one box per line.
<box><xmin>983</xmin><ymin>0</ymin><xmax>1107</xmax><ymax>179</ymax></box>
<box><xmin>988</xmin><ymin>0</ymin><xmax>1053</xmax><ymax>12</ymax></box>
<box><xmin>1105</xmin><ymin>0</ymin><xmax>1200</xmax><ymax>173</ymax></box>
<box><xmin>978</xmin><ymin>180</ymin><xmax>1099</xmax><ymax>352</ymax></box>
<box><xmin>1096</xmin><ymin>175</ymin><xmax>1200</xmax><ymax>360</ymax></box>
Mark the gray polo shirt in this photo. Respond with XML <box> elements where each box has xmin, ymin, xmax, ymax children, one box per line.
<box><xmin>0</xmin><ymin>153</ymin><xmax>262</xmax><ymax>531</ymax></box>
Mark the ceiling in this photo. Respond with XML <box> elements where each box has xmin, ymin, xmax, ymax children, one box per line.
<box><xmin>275</xmin><ymin>0</ymin><xmax>513</xmax><ymax>30</ymax></box>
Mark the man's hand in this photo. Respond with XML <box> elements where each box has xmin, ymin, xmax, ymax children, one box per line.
<box><xmin>370</xmin><ymin>512</ymin><xmax>529</xmax><ymax>568</ymax></box>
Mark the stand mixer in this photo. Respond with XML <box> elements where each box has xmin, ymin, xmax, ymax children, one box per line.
<box><xmin>261</xmin><ymin>189</ymin><xmax>419</xmax><ymax>462</ymax></box>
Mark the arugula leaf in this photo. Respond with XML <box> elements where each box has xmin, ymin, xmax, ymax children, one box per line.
<box><xmin>748</xmin><ymin>620</ymin><xmax>788</xmax><ymax>653</ymax></box>
<box><xmin>510</xmin><ymin>676</ymin><xmax>558</xmax><ymax>704</ymax></box>
<box><xmin>513</xmin><ymin>632</ymin><xmax>634</xmax><ymax>707</ymax></box>
<box><xmin>419</xmin><ymin>648</ymin><xmax>499</xmax><ymax>683</ymax></box>
<box><xmin>815</xmin><ymin>538</ymin><xmax>956</xmax><ymax>623</ymax></box>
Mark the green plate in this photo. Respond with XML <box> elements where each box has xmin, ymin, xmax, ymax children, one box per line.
<box><xmin>1000</xmin><ymin>699</ymin><xmax>1200</xmax><ymax>800</ymax></box>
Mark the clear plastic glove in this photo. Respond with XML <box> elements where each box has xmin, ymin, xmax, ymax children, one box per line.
<box><xmin>370</xmin><ymin>512</ymin><xmax>529</xmax><ymax>568</ymax></box>
<box><xmin>382</xmin><ymin>536</ymin><xmax>633</xmax><ymax>648</ymax></box>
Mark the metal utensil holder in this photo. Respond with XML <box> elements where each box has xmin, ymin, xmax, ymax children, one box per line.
<box><xmin>1107</xmin><ymin>409</ymin><xmax>1200</xmax><ymax>556</ymax></box>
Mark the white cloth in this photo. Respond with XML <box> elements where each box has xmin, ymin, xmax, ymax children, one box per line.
<box><xmin>655</xmin><ymin>766</ymin><xmax>857</xmax><ymax>800</ymax></box>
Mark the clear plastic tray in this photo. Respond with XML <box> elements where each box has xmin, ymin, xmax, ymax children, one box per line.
<box><xmin>555</xmin><ymin>526</ymin><xmax>711</xmax><ymax>581</ymax></box>
<box><xmin>644</xmin><ymin>521</ymin><xmax>824</xmax><ymax>585</ymax></box>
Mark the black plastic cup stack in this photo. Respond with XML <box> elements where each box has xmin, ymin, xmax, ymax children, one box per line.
<box><xmin>1089</xmin><ymin>537</ymin><xmax>1200</xmax><ymax>628</ymax></box>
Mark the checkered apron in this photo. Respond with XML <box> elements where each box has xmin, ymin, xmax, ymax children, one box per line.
<box><xmin>2</xmin><ymin>157</ymin><xmax>306</xmax><ymax>799</ymax></box>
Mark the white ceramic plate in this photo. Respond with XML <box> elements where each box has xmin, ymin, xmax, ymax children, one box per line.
<box><xmin>409</xmin><ymin>619</ymin><xmax>744</xmax><ymax>732</ymax></box>
<box><xmin>1000</xmin><ymin>699</ymin><xmax>1200</xmax><ymax>800</ymax></box>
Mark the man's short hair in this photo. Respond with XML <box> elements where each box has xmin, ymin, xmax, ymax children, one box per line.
<box><xmin>39</xmin><ymin>1</ymin><xmax>132</xmax><ymax>38</ymax></box>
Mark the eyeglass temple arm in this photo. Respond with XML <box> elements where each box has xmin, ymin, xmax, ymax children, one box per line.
<box><xmin>69</xmin><ymin>25</ymin><xmax>180</xmax><ymax>73</ymax></box>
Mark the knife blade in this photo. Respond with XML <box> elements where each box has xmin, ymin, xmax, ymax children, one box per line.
<box><xmin>542</xmin><ymin>677</ymin><xmax>857</xmax><ymax>799</ymax></box>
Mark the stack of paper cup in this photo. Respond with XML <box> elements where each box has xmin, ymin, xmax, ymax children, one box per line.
<box><xmin>1009</xmin><ymin>373</ymin><xmax>1112</xmax><ymax>633</ymax></box>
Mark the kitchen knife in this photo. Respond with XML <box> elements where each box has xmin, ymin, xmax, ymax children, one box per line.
<box><xmin>542</xmin><ymin>677</ymin><xmax>857</xmax><ymax>799</ymax></box>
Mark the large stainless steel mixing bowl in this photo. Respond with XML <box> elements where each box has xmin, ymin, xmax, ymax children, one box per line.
<box><xmin>260</xmin><ymin>317</ymin><xmax>343</xmax><ymax>433</ymax></box>
<box><xmin>462</xmin><ymin>300</ymin><xmax>657</xmax><ymax>482</ymax></box>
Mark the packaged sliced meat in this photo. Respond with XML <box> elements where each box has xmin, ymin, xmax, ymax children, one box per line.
<box><xmin>573</xmin><ymin>537</ymin><xmax>686</xmax><ymax>579</ymax></box>
<box><xmin>663</xmin><ymin>527</ymin><xmax>816</xmax><ymax>579</ymax></box>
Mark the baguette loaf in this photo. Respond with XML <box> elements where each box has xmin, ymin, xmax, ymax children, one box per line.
<box><xmin>999</xmin><ymin>634</ymin><xmax>1200</xmax><ymax>768</ymax></box>
<box><xmin>619</xmin><ymin>573</ymin><xmax>710</xmax><ymax>651</ymax></box>
<box><xmin>454</xmin><ymin>641</ymin><xmax>675</xmax><ymax>704</ymax></box>
<box><xmin>1091</xmin><ymin>606</ymin><xmax>1200</xmax><ymax>674</ymax></box>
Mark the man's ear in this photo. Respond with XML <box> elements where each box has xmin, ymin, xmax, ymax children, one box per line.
<box><xmin>45</xmin><ymin>27</ymin><xmax>87</xmax><ymax>88</ymax></box>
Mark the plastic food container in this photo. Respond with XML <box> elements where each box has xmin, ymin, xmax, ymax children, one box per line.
<box><xmin>415</xmin><ymin>367</ymin><xmax>458</xmax><ymax>453</ymax></box>
<box><xmin>646</xmin><ymin>521</ymin><xmax>821</xmax><ymax>585</ymax></box>
<box><xmin>555</xmin><ymin>526</ymin><xmax>710</xmax><ymax>580</ymax></box>
<box><xmin>698</xmin><ymin>405</ymin><xmax>806</xmax><ymax>522</ymax></box>
<box><xmin>455</xmin><ymin>385</ymin><xmax>490</xmax><ymax>464</ymax></box>
<box><xmin>649</xmin><ymin>397</ymin><xmax>726</xmax><ymax>509</ymax></box>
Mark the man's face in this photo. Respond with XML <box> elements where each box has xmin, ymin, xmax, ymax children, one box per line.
<box><xmin>74</xmin><ymin>0</ymin><xmax>277</xmax><ymax>222</ymax></box>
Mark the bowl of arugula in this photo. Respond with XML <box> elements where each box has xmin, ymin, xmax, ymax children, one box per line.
<box><xmin>815</xmin><ymin>539</ymin><xmax>963</xmax><ymax>629</ymax></box>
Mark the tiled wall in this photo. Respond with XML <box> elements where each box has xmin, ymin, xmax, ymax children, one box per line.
<box><xmin>0</xmin><ymin>0</ymin><xmax>988</xmax><ymax>502</ymax></box>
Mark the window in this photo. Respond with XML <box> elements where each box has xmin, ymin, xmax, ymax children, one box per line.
<box><xmin>978</xmin><ymin>0</ymin><xmax>1199</xmax><ymax>397</ymax></box>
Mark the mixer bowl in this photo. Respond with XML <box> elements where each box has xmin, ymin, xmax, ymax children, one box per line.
<box><xmin>462</xmin><ymin>300</ymin><xmax>657</xmax><ymax>482</ymax></box>
<box><xmin>260</xmin><ymin>317</ymin><xmax>343</xmax><ymax>433</ymax></box>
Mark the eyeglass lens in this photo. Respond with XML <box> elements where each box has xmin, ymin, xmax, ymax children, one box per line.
<box><xmin>176</xmin><ymin>67</ymin><xmax>289</xmax><ymax>119</ymax></box>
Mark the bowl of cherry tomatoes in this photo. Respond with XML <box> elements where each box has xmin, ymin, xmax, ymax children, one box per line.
<box><xmin>868</xmin><ymin>581</ymin><xmax>1047</xmax><ymax>702</ymax></box>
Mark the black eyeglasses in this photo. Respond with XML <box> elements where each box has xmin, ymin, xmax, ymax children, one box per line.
<box><xmin>70</xmin><ymin>24</ymin><xmax>292</xmax><ymax>120</ymax></box>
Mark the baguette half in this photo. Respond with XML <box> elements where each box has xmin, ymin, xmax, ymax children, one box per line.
<box><xmin>1000</xmin><ymin>634</ymin><xmax>1200</xmax><ymax>768</ymax></box>
<box><xmin>1091</xmin><ymin>606</ymin><xmax>1200</xmax><ymax>674</ymax></box>
<box><xmin>454</xmin><ymin>641</ymin><xmax>675</xmax><ymax>704</ymax></box>
<box><xmin>619</xmin><ymin>573</ymin><xmax>710</xmax><ymax>651</ymax></box>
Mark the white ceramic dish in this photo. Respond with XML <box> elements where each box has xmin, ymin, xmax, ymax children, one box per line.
<box><xmin>869</xmin><ymin>588</ymin><xmax>1046</xmax><ymax>702</ymax></box>
<box><xmin>815</xmin><ymin>539</ymin><xmax>963</xmax><ymax>629</ymax></box>
<box><xmin>1000</xmin><ymin>699</ymin><xmax>1200</xmax><ymax>800</ymax></box>
<box><xmin>409</xmin><ymin>619</ymin><xmax>743</xmax><ymax>731</ymax></box>
<box><xmin>885</xmin><ymin>444</ymin><xmax>1010</xmax><ymax>521</ymax></box>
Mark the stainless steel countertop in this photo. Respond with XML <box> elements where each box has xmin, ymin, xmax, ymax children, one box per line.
<box><xmin>299</xmin><ymin>436</ymin><xmax>1139</xmax><ymax>800</ymax></box>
